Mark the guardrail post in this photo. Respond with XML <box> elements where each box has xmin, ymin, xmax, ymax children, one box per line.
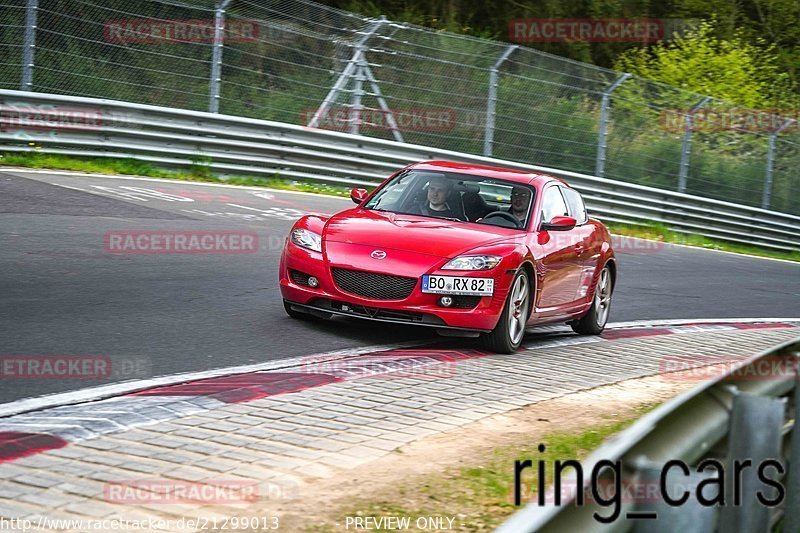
<box><xmin>594</xmin><ymin>73</ymin><xmax>630</xmax><ymax>178</ymax></box>
<box><xmin>717</xmin><ymin>392</ymin><xmax>784</xmax><ymax>533</ymax></box>
<box><xmin>677</xmin><ymin>97</ymin><xmax>710</xmax><ymax>193</ymax></box>
<box><xmin>762</xmin><ymin>118</ymin><xmax>795</xmax><ymax>209</ymax></box>
<box><xmin>307</xmin><ymin>17</ymin><xmax>386</xmax><ymax>130</ymax></box>
<box><xmin>208</xmin><ymin>0</ymin><xmax>232</xmax><ymax>113</ymax></box>
<box><xmin>632</xmin><ymin>464</ymin><xmax>716</xmax><ymax>533</ymax></box>
<box><xmin>783</xmin><ymin>352</ymin><xmax>800</xmax><ymax>533</ymax></box>
<box><xmin>483</xmin><ymin>45</ymin><xmax>517</xmax><ymax>157</ymax></box>
<box><xmin>20</xmin><ymin>0</ymin><xmax>38</xmax><ymax>91</ymax></box>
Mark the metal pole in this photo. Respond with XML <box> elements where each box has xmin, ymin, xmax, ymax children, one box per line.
<box><xmin>208</xmin><ymin>0</ymin><xmax>232</xmax><ymax>113</ymax></box>
<box><xmin>677</xmin><ymin>96</ymin><xmax>710</xmax><ymax>193</ymax></box>
<box><xmin>348</xmin><ymin>62</ymin><xmax>366</xmax><ymax>135</ymax></box>
<box><xmin>20</xmin><ymin>0</ymin><xmax>38</xmax><ymax>91</ymax></box>
<box><xmin>762</xmin><ymin>118</ymin><xmax>794</xmax><ymax>209</ymax></box>
<box><xmin>308</xmin><ymin>17</ymin><xmax>386</xmax><ymax>129</ymax></box>
<box><xmin>594</xmin><ymin>73</ymin><xmax>630</xmax><ymax>178</ymax></box>
<box><xmin>717</xmin><ymin>393</ymin><xmax>784</xmax><ymax>533</ymax></box>
<box><xmin>784</xmin><ymin>353</ymin><xmax>800</xmax><ymax>533</ymax></box>
<box><xmin>483</xmin><ymin>44</ymin><xmax>517</xmax><ymax>157</ymax></box>
<box><xmin>632</xmin><ymin>464</ymin><xmax>716</xmax><ymax>533</ymax></box>
<box><xmin>363</xmin><ymin>63</ymin><xmax>404</xmax><ymax>143</ymax></box>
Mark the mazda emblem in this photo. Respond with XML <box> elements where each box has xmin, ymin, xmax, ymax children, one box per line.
<box><xmin>370</xmin><ymin>250</ymin><xmax>387</xmax><ymax>260</ymax></box>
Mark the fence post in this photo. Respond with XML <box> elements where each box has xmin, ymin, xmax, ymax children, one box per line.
<box><xmin>208</xmin><ymin>0</ymin><xmax>232</xmax><ymax>113</ymax></box>
<box><xmin>762</xmin><ymin>118</ymin><xmax>795</xmax><ymax>209</ymax></box>
<box><xmin>20</xmin><ymin>0</ymin><xmax>38</xmax><ymax>91</ymax></box>
<box><xmin>307</xmin><ymin>17</ymin><xmax>386</xmax><ymax>129</ymax></box>
<box><xmin>677</xmin><ymin>97</ymin><xmax>710</xmax><ymax>193</ymax></box>
<box><xmin>348</xmin><ymin>59</ymin><xmax>366</xmax><ymax>135</ymax></box>
<box><xmin>483</xmin><ymin>44</ymin><xmax>517</xmax><ymax>157</ymax></box>
<box><xmin>594</xmin><ymin>73</ymin><xmax>630</xmax><ymax>178</ymax></box>
<box><xmin>717</xmin><ymin>392</ymin><xmax>784</xmax><ymax>533</ymax></box>
<box><xmin>363</xmin><ymin>63</ymin><xmax>404</xmax><ymax>143</ymax></box>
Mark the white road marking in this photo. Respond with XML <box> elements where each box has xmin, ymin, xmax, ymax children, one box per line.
<box><xmin>117</xmin><ymin>186</ymin><xmax>195</xmax><ymax>202</ymax></box>
<box><xmin>181</xmin><ymin>208</ymin><xmax>267</xmax><ymax>222</ymax></box>
<box><xmin>227</xmin><ymin>203</ymin><xmax>316</xmax><ymax>220</ymax></box>
<box><xmin>2</xmin><ymin>167</ymin><xmax>351</xmax><ymax>200</ymax></box>
<box><xmin>251</xmin><ymin>191</ymin><xmax>275</xmax><ymax>200</ymax></box>
<box><xmin>89</xmin><ymin>185</ymin><xmax>148</xmax><ymax>201</ymax></box>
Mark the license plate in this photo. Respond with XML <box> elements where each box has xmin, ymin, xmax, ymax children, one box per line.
<box><xmin>422</xmin><ymin>275</ymin><xmax>494</xmax><ymax>296</ymax></box>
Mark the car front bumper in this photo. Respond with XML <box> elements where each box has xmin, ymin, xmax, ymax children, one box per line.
<box><xmin>279</xmin><ymin>243</ymin><xmax>513</xmax><ymax>332</ymax></box>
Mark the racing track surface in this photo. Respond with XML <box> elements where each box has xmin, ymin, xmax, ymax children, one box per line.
<box><xmin>1</xmin><ymin>169</ymin><xmax>798</xmax><ymax>404</ymax></box>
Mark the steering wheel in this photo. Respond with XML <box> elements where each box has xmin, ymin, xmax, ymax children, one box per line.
<box><xmin>481</xmin><ymin>211</ymin><xmax>522</xmax><ymax>229</ymax></box>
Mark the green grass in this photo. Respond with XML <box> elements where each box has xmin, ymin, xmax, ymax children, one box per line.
<box><xmin>0</xmin><ymin>151</ymin><xmax>357</xmax><ymax>198</ymax></box>
<box><xmin>305</xmin><ymin>404</ymin><xmax>659</xmax><ymax>532</ymax></box>
<box><xmin>2</xmin><ymin>151</ymin><xmax>797</xmax><ymax>262</ymax></box>
<box><xmin>608</xmin><ymin>221</ymin><xmax>800</xmax><ymax>263</ymax></box>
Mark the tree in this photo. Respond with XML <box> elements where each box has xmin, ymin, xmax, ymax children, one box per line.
<box><xmin>614</xmin><ymin>21</ymin><xmax>795</xmax><ymax>108</ymax></box>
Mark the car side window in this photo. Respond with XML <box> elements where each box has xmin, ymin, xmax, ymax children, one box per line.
<box><xmin>540</xmin><ymin>186</ymin><xmax>569</xmax><ymax>224</ymax></box>
<box><xmin>561</xmin><ymin>186</ymin><xmax>587</xmax><ymax>224</ymax></box>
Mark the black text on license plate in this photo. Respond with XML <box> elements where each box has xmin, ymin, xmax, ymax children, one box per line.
<box><xmin>422</xmin><ymin>275</ymin><xmax>494</xmax><ymax>296</ymax></box>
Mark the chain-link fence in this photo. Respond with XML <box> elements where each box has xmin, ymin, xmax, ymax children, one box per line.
<box><xmin>1</xmin><ymin>0</ymin><xmax>798</xmax><ymax>215</ymax></box>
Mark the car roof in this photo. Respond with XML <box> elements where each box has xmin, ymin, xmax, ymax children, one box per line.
<box><xmin>407</xmin><ymin>160</ymin><xmax>567</xmax><ymax>188</ymax></box>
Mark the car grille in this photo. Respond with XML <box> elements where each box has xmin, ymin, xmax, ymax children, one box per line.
<box><xmin>331</xmin><ymin>268</ymin><xmax>417</xmax><ymax>300</ymax></box>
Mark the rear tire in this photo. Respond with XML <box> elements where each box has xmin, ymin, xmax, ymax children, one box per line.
<box><xmin>571</xmin><ymin>265</ymin><xmax>613</xmax><ymax>335</ymax></box>
<box><xmin>480</xmin><ymin>269</ymin><xmax>531</xmax><ymax>353</ymax></box>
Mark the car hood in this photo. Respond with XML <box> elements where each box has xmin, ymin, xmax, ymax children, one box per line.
<box><xmin>323</xmin><ymin>209</ymin><xmax>519</xmax><ymax>258</ymax></box>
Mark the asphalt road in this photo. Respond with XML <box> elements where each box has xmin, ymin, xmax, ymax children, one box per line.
<box><xmin>1</xmin><ymin>170</ymin><xmax>798</xmax><ymax>404</ymax></box>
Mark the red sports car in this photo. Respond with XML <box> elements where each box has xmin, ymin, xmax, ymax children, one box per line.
<box><xmin>279</xmin><ymin>161</ymin><xmax>616</xmax><ymax>353</ymax></box>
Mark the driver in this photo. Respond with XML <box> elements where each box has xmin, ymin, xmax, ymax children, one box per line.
<box><xmin>414</xmin><ymin>176</ymin><xmax>462</xmax><ymax>219</ymax></box>
<box><xmin>508</xmin><ymin>186</ymin><xmax>531</xmax><ymax>224</ymax></box>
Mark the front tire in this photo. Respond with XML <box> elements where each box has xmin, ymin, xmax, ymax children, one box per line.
<box><xmin>480</xmin><ymin>269</ymin><xmax>531</xmax><ymax>353</ymax></box>
<box><xmin>571</xmin><ymin>265</ymin><xmax>613</xmax><ymax>335</ymax></box>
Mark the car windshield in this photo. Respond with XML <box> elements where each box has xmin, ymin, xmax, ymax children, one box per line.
<box><xmin>363</xmin><ymin>170</ymin><xmax>535</xmax><ymax>230</ymax></box>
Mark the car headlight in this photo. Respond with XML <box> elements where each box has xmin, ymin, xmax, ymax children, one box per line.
<box><xmin>442</xmin><ymin>255</ymin><xmax>502</xmax><ymax>270</ymax></box>
<box><xmin>290</xmin><ymin>228</ymin><xmax>322</xmax><ymax>252</ymax></box>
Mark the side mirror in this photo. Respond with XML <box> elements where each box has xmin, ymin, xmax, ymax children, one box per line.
<box><xmin>350</xmin><ymin>188</ymin><xmax>368</xmax><ymax>204</ymax></box>
<box><xmin>541</xmin><ymin>215</ymin><xmax>577</xmax><ymax>231</ymax></box>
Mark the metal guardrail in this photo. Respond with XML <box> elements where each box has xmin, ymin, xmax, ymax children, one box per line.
<box><xmin>1</xmin><ymin>89</ymin><xmax>799</xmax><ymax>252</ymax></box>
<box><xmin>496</xmin><ymin>335</ymin><xmax>800</xmax><ymax>533</ymax></box>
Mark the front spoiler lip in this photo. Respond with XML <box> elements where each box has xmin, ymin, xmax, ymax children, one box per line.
<box><xmin>284</xmin><ymin>300</ymin><xmax>492</xmax><ymax>333</ymax></box>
